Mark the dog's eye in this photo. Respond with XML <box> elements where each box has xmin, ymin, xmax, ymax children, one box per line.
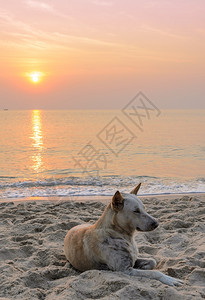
<box><xmin>134</xmin><ymin>209</ymin><xmax>140</xmax><ymax>214</ymax></box>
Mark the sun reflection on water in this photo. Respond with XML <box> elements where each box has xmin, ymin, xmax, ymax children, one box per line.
<box><xmin>31</xmin><ymin>110</ymin><xmax>44</xmax><ymax>172</ymax></box>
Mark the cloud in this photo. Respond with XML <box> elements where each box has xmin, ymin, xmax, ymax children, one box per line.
<box><xmin>92</xmin><ymin>0</ymin><xmax>113</xmax><ymax>7</ymax></box>
<box><xmin>0</xmin><ymin>8</ymin><xmax>190</xmax><ymax>63</ymax></box>
<box><xmin>141</xmin><ymin>24</ymin><xmax>188</xmax><ymax>40</ymax></box>
<box><xmin>0</xmin><ymin>10</ymin><xmax>34</xmax><ymax>33</ymax></box>
<box><xmin>25</xmin><ymin>0</ymin><xmax>55</xmax><ymax>12</ymax></box>
<box><xmin>24</xmin><ymin>0</ymin><xmax>70</xmax><ymax>19</ymax></box>
<box><xmin>0</xmin><ymin>9</ymin><xmax>121</xmax><ymax>52</ymax></box>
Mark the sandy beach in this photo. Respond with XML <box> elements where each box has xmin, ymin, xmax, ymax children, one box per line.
<box><xmin>0</xmin><ymin>194</ymin><xmax>204</xmax><ymax>299</ymax></box>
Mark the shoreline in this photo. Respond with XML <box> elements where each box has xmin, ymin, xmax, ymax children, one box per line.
<box><xmin>1</xmin><ymin>192</ymin><xmax>205</xmax><ymax>204</ymax></box>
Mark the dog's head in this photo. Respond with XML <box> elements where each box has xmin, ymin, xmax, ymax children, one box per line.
<box><xmin>111</xmin><ymin>183</ymin><xmax>158</xmax><ymax>233</ymax></box>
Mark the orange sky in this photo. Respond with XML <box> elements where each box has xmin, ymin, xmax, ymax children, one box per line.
<box><xmin>0</xmin><ymin>0</ymin><xmax>205</xmax><ymax>109</ymax></box>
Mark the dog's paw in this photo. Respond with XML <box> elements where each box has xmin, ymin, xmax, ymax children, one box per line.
<box><xmin>160</xmin><ymin>274</ymin><xmax>183</xmax><ymax>287</ymax></box>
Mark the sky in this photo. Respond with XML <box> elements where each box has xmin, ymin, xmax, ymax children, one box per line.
<box><xmin>0</xmin><ymin>0</ymin><xmax>205</xmax><ymax>109</ymax></box>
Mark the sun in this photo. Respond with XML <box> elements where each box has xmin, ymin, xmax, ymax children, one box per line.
<box><xmin>31</xmin><ymin>73</ymin><xmax>40</xmax><ymax>83</ymax></box>
<box><xmin>27</xmin><ymin>72</ymin><xmax>44</xmax><ymax>84</ymax></box>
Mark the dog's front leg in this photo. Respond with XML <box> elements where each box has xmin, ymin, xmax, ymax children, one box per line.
<box><xmin>101</xmin><ymin>241</ymin><xmax>183</xmax><ymax>286</ymax></box>
<box><xmin>102</xmin><ymin>249</ymin><xmax>183</xmax><ymax>287</ymax></box>
<box><xmin>124</xmin><ymin>268</ymin><xmax>183</xmax><ymax>287</ymax></box>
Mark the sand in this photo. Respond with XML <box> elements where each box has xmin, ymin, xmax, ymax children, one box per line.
<box><xmin>0</xmin><ymin>194</ymin><xmax>204</xmax><ymax>299</ymax></box>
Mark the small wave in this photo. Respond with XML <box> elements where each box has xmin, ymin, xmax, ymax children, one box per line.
<box><xmin>0</xmin><ymin>175</ymin><xmax>160</xmax><ymax>189</ymax></box>
<box><xmin>0</xmin><ymin>176</ymin><xmax>17</xmax><ymax>179</ymax></box>
<box><xmin>0</xmin><ymin>175</ymin><xmax>205</xmax><ymax>199</ymax></box>
<box><xmin>197</xmin><ymin>177</ymin><xmax>205</xmax><ymax>182</ymax></box>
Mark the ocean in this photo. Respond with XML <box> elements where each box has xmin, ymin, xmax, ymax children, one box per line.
<box><xmin>0</xmin><ymin>109</ymin><xmax>205</xmax><ymax>199</ymax></box>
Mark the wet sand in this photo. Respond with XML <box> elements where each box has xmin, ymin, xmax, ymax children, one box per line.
<box><xmin>0</xmin><ymin>194</ymin><xmax>204</xmax><ymax>299</ymax></box>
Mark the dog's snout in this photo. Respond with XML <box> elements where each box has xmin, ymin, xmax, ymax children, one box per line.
<box><xmin>151</xmin><ymin>220</ymin><xmax>158</xmax><ymax>229</ymax></box>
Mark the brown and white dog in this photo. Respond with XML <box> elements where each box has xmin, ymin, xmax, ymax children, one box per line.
<box><xmin>64</xmin><ymin>183</ymin><xmax>183</xmax><ymax>286</ymax></box>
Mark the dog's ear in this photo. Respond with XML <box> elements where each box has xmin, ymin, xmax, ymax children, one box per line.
<box><xmin>130</xmin><ymin>183</ymin><xmax>141</xmax><ymax>195</ymax></box>
<box><xmin>112</xmin><ymin>191</ymin><xmax>124</xmax><ymax>212</ymax></box>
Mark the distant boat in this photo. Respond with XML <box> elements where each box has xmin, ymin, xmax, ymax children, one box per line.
<box><xmin>3</xmin><ymin>109</ymin><xmax>8</xmax><ymax>111</ymax></box>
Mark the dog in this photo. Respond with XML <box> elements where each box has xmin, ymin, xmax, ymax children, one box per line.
<box><xmin>64</xmin><ymin>183</ymin><xmax>183</xmax><ymax>286</ymax></box>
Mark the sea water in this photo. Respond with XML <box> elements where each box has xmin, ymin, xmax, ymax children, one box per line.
<box><xmin>0</xmin><ymin>109</ymin><xmax>204</xmax><ymax>199</ymax></box>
